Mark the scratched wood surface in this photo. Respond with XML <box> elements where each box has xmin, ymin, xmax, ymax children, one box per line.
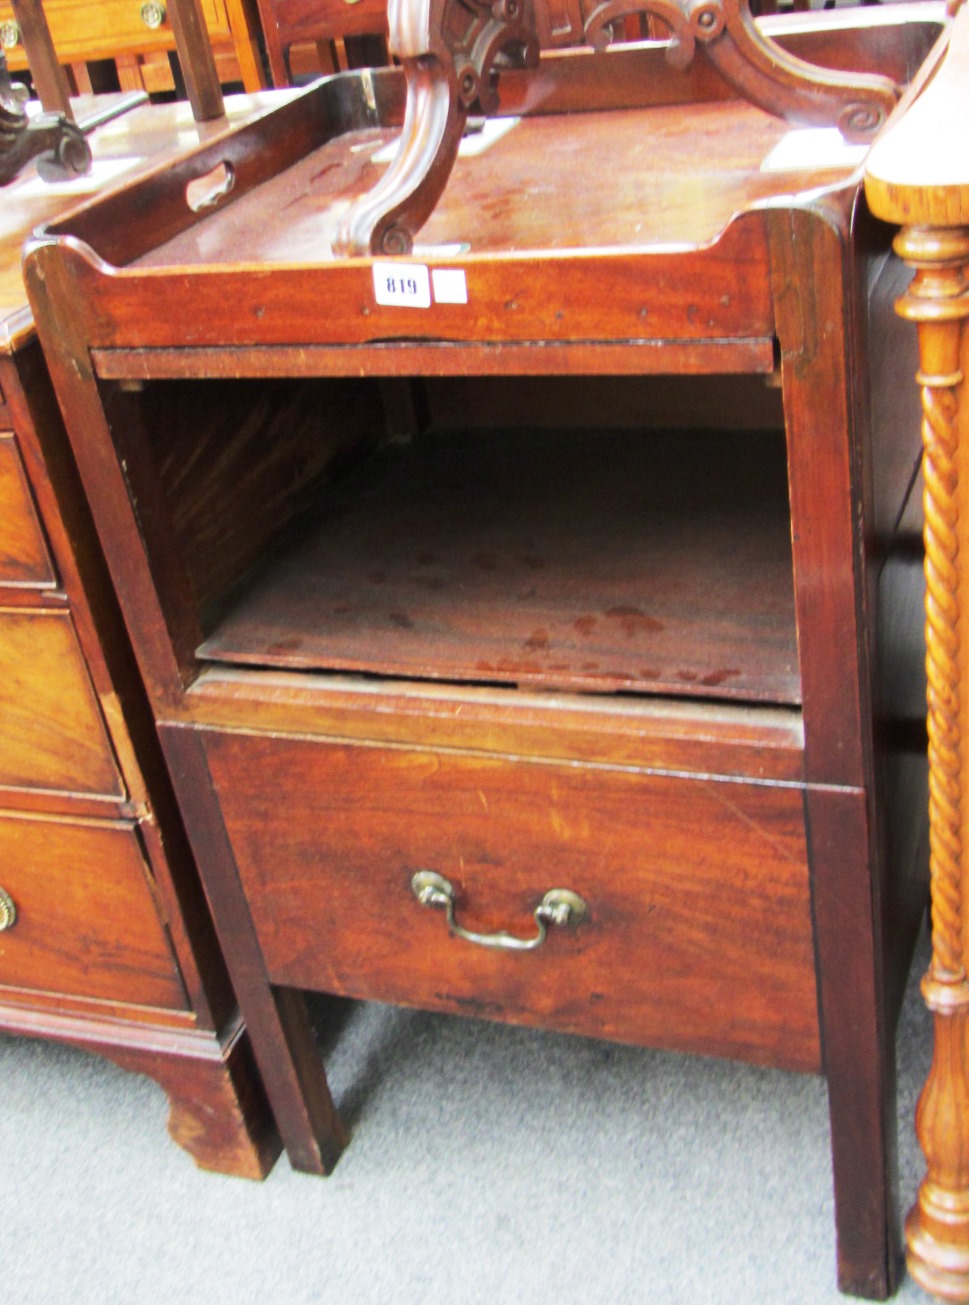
<box><xmin>0</xmin><ymin>809</ymin><xmax>186</xmax><ymax>1007</ymax></box>
<box><xmin>0</xmin><ymin>606</ymin><xmax>124</xmax><ymax>795</ymax></box>
<box><xmin>0</xmin><ymin>432</ymin><xmax>56</xmax><ymax>587</ymax></box>
<box><xmin>201</xmin><ymin>725</ymin><xmax>821</xmax><ymax>1071</ymax></box>
<box><xmin>200</xmin><ymin>424</ymin><xmax>798</xmax><ymax>702</ymax></box>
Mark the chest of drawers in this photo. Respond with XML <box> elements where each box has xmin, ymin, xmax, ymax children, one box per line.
<box><xmin>23</xmin><ymin>9</ymin><xmax>947</xmax><ymax>1295</ymax></box>
<box><xmin>0</xmin><ymin>95</ymin><xmax>286</xmax><ymax>1177</ymax></box>
<box><xmin>0</xmin><ymin>0</ymin><xmax>265</xmax><ymax>94</ymax></box>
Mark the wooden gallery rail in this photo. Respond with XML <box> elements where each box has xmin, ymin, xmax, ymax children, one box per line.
<box><xmin>866</xmin><ymin>3</ymin><xmax>969</xmax><ymax>1299</ymax></box>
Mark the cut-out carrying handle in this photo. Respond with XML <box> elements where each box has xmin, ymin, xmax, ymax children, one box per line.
<box><xmin>185</xmin><ymin>160</ymin><xmax>235</xmax><ymax>211</ymax></box>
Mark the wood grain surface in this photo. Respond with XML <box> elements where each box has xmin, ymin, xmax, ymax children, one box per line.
<box><xmin>202</xmin><ymin>727</ymin><xmax>820</xmax><ymax>1071</ymax></box>
<box><xmin>0</xmin><ymin>432</ymin><xmax>56</xmax><ymax>587</ymax></box>
<box><xmin>0</xmin><ymin>809</ymin><xmax>185</xmax><ymax>1008</ymax></box>
<box><xmin>200</xmin><ymin>424</ymin><xmax>800</xmax><ymax>703</ymax></box>
<box><xmin>0</xmin><ymin>96</ymin><xmax>292</xmax><ymax>1179</ymax></box>
<box><xmin>0</xmin><ymin>607</ymin><xmax>123</xmax><ymax>796</ymax></box>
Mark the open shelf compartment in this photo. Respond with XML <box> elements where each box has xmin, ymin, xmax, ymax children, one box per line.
<box><xmin>177</xmin><ymin>375</ymin><xmax>799</xmax><ymax>705</ymax></box>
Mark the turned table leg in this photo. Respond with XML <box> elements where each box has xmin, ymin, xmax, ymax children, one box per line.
<box><xmin>895</xmin><ymin>226</ymin><xmax>969</xmax><ymax>1301</ymax></box>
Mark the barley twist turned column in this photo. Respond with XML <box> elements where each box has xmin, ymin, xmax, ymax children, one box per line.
<box><xmin>864</xmin><ymin>1</ymin><xmax>969</xmax><ymax>1290</ymax></box>
<box><xmin>894</xmin><ymin>227</ymin><xmax>969</xmax><ymax>1301</ymax></box>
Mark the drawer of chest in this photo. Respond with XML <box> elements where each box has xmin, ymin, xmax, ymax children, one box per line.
<box><xmin>272</xmin><ymin>0</ymin><xmax>389</xmax><ymax>41</ymax></box>
<box><xmin>0</xmin><ymin>0</ymin><xmax>229</xmax><ymax>65</ymax></box>
<box><xmin>0</xmin><ymin>608</ymin><xmax>124</xmax><ymax>798</ymax></box>
<box><xmin>199</xmin><ymin>728</ymin><xmax>820</xmax><ymax>1072</ymax></box>
<box><xmin>0</xmin><ymin>433</ymin><xmax>56</xmax><ymax>590</ymax></box>
<box><xmin>0</xmin><ymin>810</ymin><xmax>185</xmax><ymax>1009</ymax></box>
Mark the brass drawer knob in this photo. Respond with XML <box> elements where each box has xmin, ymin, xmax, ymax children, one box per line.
<box><xmin>0</xmin><ymin>20</ymin><xmax>20</xmax><ymax>49</ymax></box>
<box><xmin>0</xmin><ymin>886</ymin><xmax>17</xmax><ymax>932</ymax></box>
<box><xmin>139</xmin><ymin>2</ymin><xmax>167</xmax><ymax>29</ymax></box>
<box><xmin>411</xmin><ymin>870</ymin><xmax>586</xmax><ymax>952</ymax></box>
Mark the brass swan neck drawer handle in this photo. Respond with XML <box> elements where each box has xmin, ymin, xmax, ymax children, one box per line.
<box><xmin>411</xmin><ymin>870</ymin><xmax>586</xmax><ymax>952</ymax></box>
<box><xmin>0</xmin><ymin>886</ymin><xmax>17</xmax><ymax>932</ymax></box>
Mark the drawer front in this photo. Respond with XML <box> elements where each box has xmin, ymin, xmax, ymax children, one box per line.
<box><xmin>0</xmin><ymin>0</ymin><xmax>230</xmax><ymax>64</ymax></box>
<box><xmin>201</xmin><ymin>729</ymin><xmax>820</xmax><ymax>1071</ymax></box>
<box><xmin>0</xmin><ymin>608</ymin><xmax>124</xmax><ymax>798</ymax></box>
<box><xmin>273</xmin><ymin>0</ymin><xmax>389</xmax><ymax>41</ymax></box>
<box><xmin>0</xmin><ymin>810</ymin><xmax>186</xmax><ymax>1009</ymax></box>
<box><xmin>0</xmin><ymin>433</ymin><xmax>56</xmax><ymax>589</ymax></box>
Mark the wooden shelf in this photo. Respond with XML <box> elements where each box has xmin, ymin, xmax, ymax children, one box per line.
<box><xmin>199</xmin><ymin>423</ymin><xmax>799</xmax><ymax>703</ymax></box>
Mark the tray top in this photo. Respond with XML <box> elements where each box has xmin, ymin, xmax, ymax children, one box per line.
<box><xmin>134</xmin><ymin>96</ymin><xmax>859</xmax><ymax>269</ymax></box>
<box><xmin>22</xmin><ymin>11</ymin><xmax>944</xmax><ymax>360</ymax></box>
<box><xmin>1</xmin><ymin>92</ymin><xmax>292</xmax><ymax>351</ymax></box>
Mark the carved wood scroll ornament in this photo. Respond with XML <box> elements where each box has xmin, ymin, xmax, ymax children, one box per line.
<box><xmin>331</xmin><ymin>0</ymin><xmax>900</xmax><ymax>257</ymax></box>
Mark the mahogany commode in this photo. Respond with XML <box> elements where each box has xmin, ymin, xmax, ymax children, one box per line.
<box><xmin>23</xmin><ymin>7</ymin><xmax>949</xmax><ymax>1296</ymax></box>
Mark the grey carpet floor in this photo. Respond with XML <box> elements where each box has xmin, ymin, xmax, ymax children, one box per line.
<box><xmin>0</xmin><ymin>925</ymin><xmax>937</xmax><ymax>1305</ymax></box>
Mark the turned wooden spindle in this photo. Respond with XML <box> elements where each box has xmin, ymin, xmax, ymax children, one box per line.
<box><xmin>866</xmin><ymin>4</ymin><xmax>969</xmax><ymax>1297</ymax></box>
<box><xmin>897</xmin><ymin>226</ymin><xmax>969</xmax><ymax>1301</ymax></box>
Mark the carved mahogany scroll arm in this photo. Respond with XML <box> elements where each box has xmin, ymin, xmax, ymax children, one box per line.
<box><xmin>332</xmin><ymin>0</ymin><xmax>539</xmax><ymax>257</ymax></box>
<box><xmin>582</xmin><ymin>0</ymin><xmax>898</xmax><ymax>137</ymax></box>
<box><xmin>693</xmin><ymin>0</ymin><xmax>898</xmax><ymax>141</ymax></box>
<box><xmin>332</xmin><ymin>56</ymin><xmax>470</xmax><ymax>257</ymax></box>
<box><xmin>334</xmin><ymin>0</ymin><xmax>905</xmax><ymax>257</ymax></box>
<box><xmin>865</xmin><ymin>3</ymin><xmax>969</xmax><ymax>1299</ymax></box>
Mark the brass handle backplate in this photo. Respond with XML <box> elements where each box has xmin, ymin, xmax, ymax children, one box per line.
<box><xmin>0</xmin><ymin>886</ymin><xmax>17</xmax><ymax>932</ymax></box>
<box><xmin>411</xmin><ymin>870</ymin><xmax>586</xmax><ymax>952</ymax></box>
<box><xmin>0</xmin><ymin>21</ymin><xmax>20</xmax><ymax>49</ymax></box>
<box><xmin>140</xmin><ymin>2</ymin><xmax>167</xmax><ymax>29</ymax></box>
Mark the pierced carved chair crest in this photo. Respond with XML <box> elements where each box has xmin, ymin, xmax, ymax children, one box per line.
<box><xmin>332</xmin><ymin>0</ymin><xmax>902</xmax><ymax>257</ymax></box>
